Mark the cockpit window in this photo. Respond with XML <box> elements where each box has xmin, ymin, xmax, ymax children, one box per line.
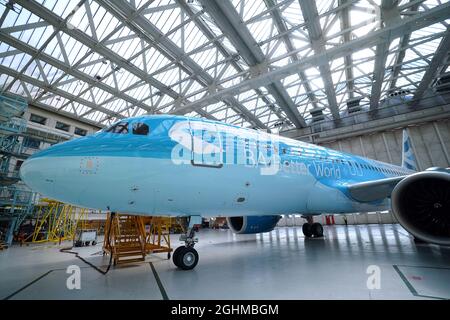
<box><xmin>132</xmin><ymin>122</ymin><xmax>149</xmax><ymax>136</ymax></box>
<box><xmin>105</xmin><ymin>121</ymin><xmax>129</xmax><ymax>134</ymax></box>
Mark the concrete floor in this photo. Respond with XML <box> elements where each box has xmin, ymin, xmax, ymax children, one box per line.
<box><xmin>1</xmin><ymin>224</ymin><xmax>450</xmax><ymax>300</ymax></box>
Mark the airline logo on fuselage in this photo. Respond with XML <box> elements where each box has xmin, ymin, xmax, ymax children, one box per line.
<box><xmin>169</xmin><ymin>121</ymin><xmax>281</xmax><ymax>175</ymax></box>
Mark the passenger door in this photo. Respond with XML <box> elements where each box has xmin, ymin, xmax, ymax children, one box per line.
<box><xmin>190</xmin><ymin>120</ymin><xmax>223</xmax><ymax>168</ymax></box>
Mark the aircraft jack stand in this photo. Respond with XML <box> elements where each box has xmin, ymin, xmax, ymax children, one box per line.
<box><xmin>302</xmin><ymin>216</ymin><xmax>324</xmax><ymax>238</ymax></box>
<box><xmin>172</xmin><ymin>216</ymin><xmax>201</xmax><ymax>270</ymax></box>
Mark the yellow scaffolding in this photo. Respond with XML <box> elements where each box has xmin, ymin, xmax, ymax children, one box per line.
<box><xmin>143</xmin><ymin>217</ymin><xmax>173</xmax><ymax>258</ymax></box>
<box><xmin>28</xmin><ymin>199</ymin><xmax>88</xmax><ymax>243</ymax></box>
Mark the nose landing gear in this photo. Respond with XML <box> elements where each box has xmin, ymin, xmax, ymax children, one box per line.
<box><xmin>302</xmin><ymin>216</ymin><xmax>324</xmax><ymax>238</ymax></box>
<box><xmin>172</xmin><ymin>216</ymin><xmax>201</xmax><ymax>270</ymax></box>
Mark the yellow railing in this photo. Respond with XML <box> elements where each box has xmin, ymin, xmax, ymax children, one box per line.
<box><xmin>28</xmin><ymin>199</ymin><xmax>90</xmax><ymax>243</ymax></box>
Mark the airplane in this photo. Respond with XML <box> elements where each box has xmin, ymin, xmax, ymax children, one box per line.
<box><xmin>20</xmin><ymin>115</ymin><xmax>450</xmax><ymax>270</ymax></box>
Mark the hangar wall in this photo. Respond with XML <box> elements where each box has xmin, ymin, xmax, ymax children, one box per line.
<box><xmin>318</xmin><ymin>119</ymin><xmax>450</xmax><ymax>170</ymax></box>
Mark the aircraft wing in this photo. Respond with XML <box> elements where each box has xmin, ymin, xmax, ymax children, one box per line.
<box><xmin>346</xmin><ymin>176</ymin><xmax>407</xmax><ymax>202</ymax></box>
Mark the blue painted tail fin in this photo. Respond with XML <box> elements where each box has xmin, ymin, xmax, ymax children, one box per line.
<box><xmin>402</xmin><ymin>129</ymin><xmax>418</xmax><ymax>171</ymax></box>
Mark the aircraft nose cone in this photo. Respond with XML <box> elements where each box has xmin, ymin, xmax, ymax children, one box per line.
<box><xmin>20</xmin><ymin>156</ymin><xmax>56</xmax><ymax>196</ymax></box>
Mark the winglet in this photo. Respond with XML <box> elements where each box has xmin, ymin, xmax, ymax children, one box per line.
<box><xmin>402</xmin><ymin>128</ymin><xmax>418</xmax><ymax>171</ymax></box>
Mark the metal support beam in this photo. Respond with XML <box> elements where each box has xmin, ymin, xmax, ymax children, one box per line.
<box><xmin>15</xmin><ymin>0</ymin><xmax>221</xmax><ymax>122</ymax></box>
<box><xmin>199</xmin><ymin>0</ymin><xmax>307</xmax><ymax>128</ymax></box>
<box><xmin>413</xmin><ymin>31</ymin><xmax>450</xmax><ymax>101</ymax></box>
<box><xmin>15</xmin><ymin>0</ymin><xmax>180</xmax><ymax>99</ymax></box>
<box><xmin>263</xmin><ymin>0</ymin><xmax>320</xmax><ymax>110</ymax></box>
<box><xmin>298</xmin><ymin>0</ymin><xmax>340</xmax><ymax>120</ymax></box>
<box><xmin>174</xmin><ymin>2</ymin><xmax>450</xmax><ymax>114</ymax></box>
<box><xmin>0</xmin><ymin>65</ymin><xmax>121</xmax><ymax>118</ymax></box>
<box><xmin>0</xmin><ymin>31</ymin><xmax>153</xmax><ymax>113</ymax></box>
<box><xmin>177</xmin><ymin>0</ymin><xmax>285</xmax><ymax>127</ymax></box>
<box><xmin>369</xmin><ymin>0</ymin><xmax>399</xmax><ymax>110</ymax></box>
<box><xmin>96</xmin><ymin>0</ymin><xmax>266</xmax><ymax>129</ymax></box>
<box><xmin>339</xmin><ymin>0</ymin><xmax>355</xmax><ymax>99</ymax></box>
<box><xmin>388</xmin><ymin>1</ymin><xmax>420</xmax><ymax>92</ymax></box>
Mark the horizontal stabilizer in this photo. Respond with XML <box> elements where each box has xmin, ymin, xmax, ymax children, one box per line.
<box><xmin>347</xmin><ymin>176</ymin><xmax>406</xmax><ymax>202</ymax></box>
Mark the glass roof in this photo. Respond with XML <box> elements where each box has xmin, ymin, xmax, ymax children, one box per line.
<box><xmin>0</xmin><ymin>0</ymin><xmax>449</xmax><ymax>130</ymax></box>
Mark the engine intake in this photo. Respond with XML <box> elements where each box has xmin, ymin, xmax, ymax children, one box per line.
<box><xmin>227</xmin><ymin>215</ymin><xmax>281</xmax><ymax>234</ymax></box>
<box><xmin>392</xmin><ymin>171</ymin><xmax>450</xmax><ymax>245</ymax></box>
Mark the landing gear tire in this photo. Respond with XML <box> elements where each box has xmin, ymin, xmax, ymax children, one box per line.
<box><xmin>174</xmin><ymin>246</ymin><xmax>199</xmax><ymax>270</ymax></box>
<box><xmin>311</xmin><ymin>222</ymin><xmax>324</xmax><ymax>238</ymax></box>
<box><xmin>172</xmin><ymin>246</ymin><xmax>185</xmax><ymax>267</ymax></box>
<box><xmin>302</xmin><ymin>223</ymin><xmax>313</xmax><ymax>238</ymax></box>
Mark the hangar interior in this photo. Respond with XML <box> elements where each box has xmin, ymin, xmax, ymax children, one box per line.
<box><xmin>0</xmin><ymin>0</ymin><xmax>450</xmax><ymax>300</ymax></box>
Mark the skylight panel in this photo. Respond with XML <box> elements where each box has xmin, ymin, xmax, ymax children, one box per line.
<box><xmin>420</xmin><ymin>0</ymin><xmax>450</xmax><ymax>9</ymax></box>
<box><xmin>107</xmin><ymin>34</ymin><xmax>141</xmax><ymax>61</ymax></box>
<box><xmin>19</xmin><ymin>81</ymin><xmax>41</xmax><ymax>100</ymax></box>
<box><xmin>90</xmin><ymin>86</ymin><xmax>113</xmax><ymax>105</ymax></box>
<box><xmin>144</xmin><ymin>47</ymin><xmax>172</xmax><ymax>75</ymax></box>
<box><xmin>270</xmin><ymin>46</ymin><xmax>290</xmax><ymax>67</ymax></box>
<box><xmin>84</xmin><ymin>110</ymin><xmax>107</xmax><ymax>122</ymax></box>
<box><xmin>66</xmin><ymin>2</ymin><xmax>92</xmax><ymax>38</ymax></box>
<box><xmin>0</xmin><ymin>74</ymin><xmax>13</xmax><ymax>92</ymax></box>
<box><xmin>71</xmin><ymin>101</ymin><xmax>89</xmax><ymax>115</ymax></box>
<box><xmin>316</xmin><ymin>0</ymin><xmax>337</xmax><ymax>15</ymax></box>
<box><xmin>35</xmin><ymin>0</ymin><xmax>71</xmax><ymax>17</ymax></box>
<box><xmin>47</xmin><ymin>95</ymin><xmax>71</xmax><ymax>109</ymax></box>
<box><xmin>103</xmin><ymin>98</ymin><xmax>127</xmax><ymax>113</ymax></box>
<box><xmin>0</xmin><ymin>51</ymin><xmax>32</xmax><ymax>71</ymax></box>
<box><xmin>97</xmin><ymin>6</ymin><xmax>121</xmax><ymax>41</ymax></box>
<box><xmin>38</xmin><ymin>61</ymin><xmax>66</xmax><ymax>84</ymax></box>
<box><xmin>10</xmin><ymin>22</ymin><xmax>52</xmax><ymax>49</ymax></box>
<box><xmin>147</xmin><ymin>6</ymin><xmax>181</xmax><ymax>35</ymax></box>
<box><xmin>125</xmin><ymin>83</ymin><xmax>150</xmax><ymax>102</ymax></box>
<box><xmin>219</xmin><ymin>67</ymin><xmax>242</xmax><ymax>88</ymax></box>
<box><xmin>159</xmin><ymin>95</ymin><xmax>174</xmax><ymax>107</ymax></box>
<box><xmin>114</xmin><ymin>69</ymin><xmax>141</xmax><ymax>91</ymax></box>
<box><xmin>244</xmin><ymin>0</ymin><xmax>267</xmax><ymax>21</ymax></box>
<box><xmin>411</xmin><ymin>23</ymin><xmax>447</xmax><ymax>41</ymax></box>
<box><xmin>282</xmin><ymin>73</ymin><xmax>301</xmax><ymax>88</ymax></box>
<box><xmin>59</xmin><ymin>33</ymin><xmax>91</xmax><ymax>66</ymax></box>
<box><xmin>190</xmin><ymin>47</ymin><xmax>222</xmax><ymax>70</ymax></box>
<box><xmin>132</xmin><ymin>107</ymin><xmax>147</xmax><ymax>117</ymax></box>
<box><xmin>59</xmin><ymin>79</ymin><xmax>89</xmax><ymax>97</ymax></box>
<box><xmin>304</xmin><ymin>67</ymin><xmax>325</xmax><ymax>91</ymax></box>
<box><xmin>247</xmin><ymin>18</ymin><xmax>276</xmax><ymax>43</ymax></box>
<box><xmin>353</xmin><ymin>47</ymin><xmax>375</xmax><ymax>62</ymax></box>
<box><xmin>281</xmin><ymin>0</ymin><xmax>304</xmax><ymax>26</ymax></box>
<box><xmin>183</xmin><ymin>20</ymin><xmax>209</xmax><ymax>53</ymax></box>
<box><xmin>204</xmin><ymin>101</ymin><xmax>224</xmax><ymax>114</ymax></box>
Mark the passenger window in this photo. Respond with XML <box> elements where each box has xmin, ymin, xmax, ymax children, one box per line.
<box><xmin>132</xmin><ymin>122</ymin><xmax>149</xmax><ymax>136</ymax></box>
<box><xmin>106</xmin><ymin>121</ymin><xmax>129</xmax><ymax>134</ymax></box>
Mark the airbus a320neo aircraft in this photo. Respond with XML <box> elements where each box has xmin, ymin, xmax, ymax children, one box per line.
<box><xmin>20</xmin><ymin>115</ymin><xmax>450</xmax><ymax>269</ymax></box>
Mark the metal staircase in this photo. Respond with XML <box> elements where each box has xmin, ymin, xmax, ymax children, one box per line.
<box><xmin>103</xmin><ymin>214</ymin><xmax>146</xmax><ymax>265</ymax></box>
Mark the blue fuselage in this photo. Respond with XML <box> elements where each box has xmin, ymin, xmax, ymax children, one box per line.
<box><xmin>20</xmin><ymin>115</ymin><xmax>414</xmax><ymax>217</ymax></box>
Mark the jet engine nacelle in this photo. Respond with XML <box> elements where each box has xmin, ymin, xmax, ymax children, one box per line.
<box><xmin>391</xmin><ymin>170</ymin><xmax>450</xmax><ymax>246</ymax></box>
<box><xmin>227</xmin><ymin>215</ymin><xmax>281</xmax><ymax>234</ymax></box>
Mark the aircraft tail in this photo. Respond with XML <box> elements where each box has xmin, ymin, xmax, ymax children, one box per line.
<box><xmin>401</xmin><ymin>129</ymin><xmax>418</xmax><ymax>171</ymax></box>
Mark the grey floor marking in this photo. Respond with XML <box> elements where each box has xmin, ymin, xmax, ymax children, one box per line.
<box><xmin>2</xmin><ymin>270</ymin><xmax>54</xmax><ymax>300</ymax></box>
<box><xmin>150</xmin><ymin>262</ymin><xmax>169</xmax><ymax>300</ymax></box>
<box><xmin>393</xmin><ymin>265</ymin><xmax>448</xmax><ymax>300</ymax></box>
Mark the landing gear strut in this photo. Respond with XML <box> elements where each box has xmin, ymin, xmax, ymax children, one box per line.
<box><xmin>302</xmin><ymin>216</ymin><xmax>323</xmax><ymax>238</ymax></box>
<box><xmin>173</xmin><ymin>216</ymin><xmax>201</xmax><ymax>270</ymax></box>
